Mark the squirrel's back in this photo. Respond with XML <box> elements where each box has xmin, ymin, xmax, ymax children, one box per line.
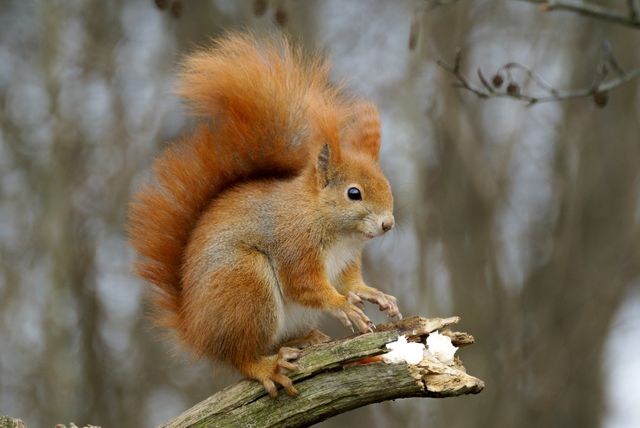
<box><xmin>128</xmin><ymin>33</ymin><xmax>350</xmax><ymax>331</ymax></box>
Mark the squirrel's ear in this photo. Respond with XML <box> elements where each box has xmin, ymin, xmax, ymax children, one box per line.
<box><xmin>343</xmin><ymin>101</ymin><xmax>381</xmax><ymax>161</ymax></box>
<box><xmin>316</xmin><ymin>144</ymin><xmax>333</xmax><ymax>188</ymax></box>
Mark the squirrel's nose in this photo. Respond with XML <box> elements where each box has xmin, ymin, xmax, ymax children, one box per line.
<box><xmin>381</xmin><ymin>217</ymin><xmax>394</xmax><ymax>232</ymax></box>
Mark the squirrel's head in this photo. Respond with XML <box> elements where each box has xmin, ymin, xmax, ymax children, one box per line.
<box><xmin>313</xmin><ymin>142</ymin><xmax>394</xmax><ymax>241</ymax></box>
<box><xmin>306</xmin><ymin>100</ymin><xmax>393</xmax><ymax>240</ymax></box>
<box><xmin>315</xmin><ymin>126</ymin><xmax>394</xmax><ymax>239</ymax></box>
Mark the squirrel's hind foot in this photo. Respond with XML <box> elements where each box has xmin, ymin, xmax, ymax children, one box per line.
<box><xmin>243</xmin><ymin>347</ymin><xmax>301</xmax><ymax>398</ymax></box>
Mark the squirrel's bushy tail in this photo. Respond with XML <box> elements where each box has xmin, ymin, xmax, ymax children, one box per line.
<box><xmin>128</xmin><ymin>33</ymin><xmax>346</xmax><ymax>330</ymax></box>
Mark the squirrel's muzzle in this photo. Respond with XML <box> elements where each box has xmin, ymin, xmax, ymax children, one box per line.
<box><xmin>381</xmin><ymin>214</ymin><xmax>395</xmax><ymax>233</ymax></box>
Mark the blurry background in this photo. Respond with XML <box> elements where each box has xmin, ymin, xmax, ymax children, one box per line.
<box><xmin>1</xmin><ymin>0</ymin><xmax>639</xmax><ymax>427</ymax></box>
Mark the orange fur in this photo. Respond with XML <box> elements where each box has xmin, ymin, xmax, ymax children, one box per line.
<box><xmin>128</xmin><ymin>32</ymin><xmax>399</xmax><ymax>397</ymax></box>
<box><xmin>344</xmin><ymin>101</ymin><xmax>381</xmax><ymax>160</ymax></box>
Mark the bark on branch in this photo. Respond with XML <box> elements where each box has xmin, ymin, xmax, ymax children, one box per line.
<box><xmin>161</xmin><ymin>316</ymin><xmax>484</xmax><ymax>428</ymax></box>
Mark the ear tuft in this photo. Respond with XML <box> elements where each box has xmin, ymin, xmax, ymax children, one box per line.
<box><xmin>316</xmin><ymin>144</ymin><xmax>332</xmax><ymax>188</ymax></box>
<box><xmin>344</xmin><ymin>101</ymin><xmax>381</xmax><ymax>161</ymax></box>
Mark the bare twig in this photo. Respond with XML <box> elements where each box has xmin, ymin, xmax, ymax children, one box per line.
<box><xmin>426</xmin><ymin>0</ymin><xmax>466</xmax><ymax>6</ymax></box>
<box><xmin>437</xmin><ymin>52</ymin><xmax>640</xmax><ymax>106</ymax></box>
<box><xmin>424</xmin><ymin>1</ymin><xmax>640</xmax><ymax>105</ymax></box>
<box><xmin>519</xmin><ymin>0</ymin><xmax>640</xmax><ymax>29</ymax></box>
<box><xmin>427</xmin><ymin>0</ymin><xmax>640</xmax><ymax>29</ymax></box>
<box><xmin>161</xmin><ymin>316</ymin><xmax>484</xmax><ymax>428</ymax></box>
<box><xmin>602</xmin><ymin>40</ymin><xmax>626</xmax><ymax>77</ymax></box>
<box><xmin>498</xmin><ymin>63</ymin><xmax>559</xmax><ymax>96</ymax></box>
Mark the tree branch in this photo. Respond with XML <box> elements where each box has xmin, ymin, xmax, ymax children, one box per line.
<box><xmin>426</xmin><ymin>0</ymin><xmax>640</xmax><ymax>29</ymax></box>
<box><xmin>437</xmin><ymin>51</ymin><xmax>640</xmax><ymax>106</ymax></box>
<box><xmin>161</xmin><ymin>316</ymin><xmax>484</xmax><ymax>428</ymax></box>
<box><xmin>518</xmin><ymin>0</ymin><xmax>640</xmax><ymax>29</ymax></box>
<box><xmin>426</xmin><ymin>0</ymin><xmax>640</xmax><ymax>106</ymax></box>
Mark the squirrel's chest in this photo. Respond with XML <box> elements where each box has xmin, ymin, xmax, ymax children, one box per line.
<box><xmin>272</xmin><ymin>237</ymin><xmax>363</xmax><ymax>344</ymax></box>
<box><xmin>323</xmin><ymin>237</ymin><xmax>363</xmax><ymax>283</ymax></box>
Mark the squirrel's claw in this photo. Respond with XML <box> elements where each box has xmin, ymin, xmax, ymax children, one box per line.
<box><xmin>347</xmin><ymin>291</ymin><xmax>365</xmax><ymax>309</ymax></box>
<box><xmin>330</xmin><ymin>297</ymin><xmax>373</xmax><ymax>334</ymax></box>
<box><xmin>273</xmin><ymin>347</ymin><xmax>300</xmax><ymax>397</ymax></box>
<box><xmin>262</xmin><ymin>378</ymin><xmax>278</xmax><ymax>398</ymax></box>
<box><xmin>274</xmin><ymin>373</ymin><xmax>299</xmax><ymax>397</ymax></box>
<box><xmin>355</xmin><ymin>288</ymin><xmax>402</xmax><ymax>320</ymax></box>
<box><xmin>276</xmin><ymin>346</ymin><xmax>301</xmax><ymax>374</ymax></box>
<box><xmin>254</xmin><ymin>347</ymin><xmax>301</xmax><ymax>398</ymax></box>
<box><xmin>262</xmin><ymin>375</ymin><xmax>299</xmax><ymax>398</ymax></box>
<box><xmin>333</xmin><ymin>309</ymin><xmax>355</xmax><ymax>332</ymax></box>
<box><xmin>278</xmin><ymin>360</ymin><xmax>298</xmax><ymax>372</ymax></box>
<box><xmin>278</xmin><ymin>346</ymin><xmax>301</xmax><ymax>361</ymax></box>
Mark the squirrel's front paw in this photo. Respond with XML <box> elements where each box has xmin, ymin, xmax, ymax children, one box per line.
<box><xmin>329</xmin><ymin>295</ymin><xmax>374</xmax><ymax>333</ymax></box>
<box><xmin>354</xmin><ymin>286</ymin><xmax>402</xmax><ymax>319</ymax></box>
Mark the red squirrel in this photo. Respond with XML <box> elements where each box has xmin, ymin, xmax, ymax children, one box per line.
<box><xmin>128</xmin><ymin>33</ymin><xmax>401</xmax><ymax>398</ymax></box>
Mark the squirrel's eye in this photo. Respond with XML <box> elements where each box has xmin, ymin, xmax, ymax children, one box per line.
<box><xmin>347</xmin><ymin>187</ymin><xmax>362</xmax><ymax>201</ymax></box>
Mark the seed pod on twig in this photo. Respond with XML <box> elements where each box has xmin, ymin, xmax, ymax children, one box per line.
<box><xmin>254</xmin><ymin>0</ymin><xmax>268</xmax><ymax>16</ymax></box>
<box><xmin>492</xmin><ymin>74</ymin><xmax>503</xmax><ymax>88</ymax></box>
<box><xmin>170</xmin><ymin>0</ymin><xmax>182</xmax><ymax>18</ymax></box>
<box><xmin>506</xmin><ymin>83</ymin><xmax>520</xmax><ymax>96</ymax></box>
<box><xmin>593</xmin><ymin>91</ymin><xmax>608</xmax><ymax>108</ymax></box>
<box><xmin>275</xmin><ymin>4</ymin><xmax>288</xmax><ymax>26</ymax></box>
<box><xmin>539</xmin><ymin>3</ymin><xmax>552</xmax><ymax>12</ymax></box>
<box><xmin>155</xmin><ymin>0</ymin><xmax>169</xmax><ymax>10</ymax></box>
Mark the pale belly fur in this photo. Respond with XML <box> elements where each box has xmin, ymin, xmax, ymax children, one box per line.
<box><xmin>272</xmin><ymin>236</ymin><xmax>364</xmax><ymax>344</ymax></box>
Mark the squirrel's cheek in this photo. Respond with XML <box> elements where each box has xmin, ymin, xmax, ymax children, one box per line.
<box><xmin>356</xmin><ymin>220</ymin><xmax>378</xmax><ymax>239</ymax></box>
